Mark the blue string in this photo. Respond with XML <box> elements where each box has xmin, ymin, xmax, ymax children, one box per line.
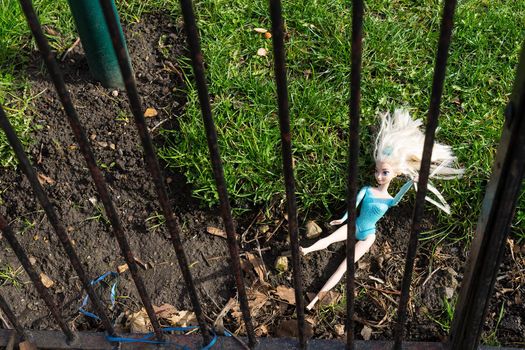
<box><xmin>79</xmin><ymin>272</ymin><xmax>227</xmax><ymax>349</ymax></box>
<box><xmin>79</xmin><ymin>271</ymin><xmax>118</xmax><ymax>320</ymax></box>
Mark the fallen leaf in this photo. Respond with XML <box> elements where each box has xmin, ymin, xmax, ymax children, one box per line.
<box><xmin>144</xmin><ymin>107</ymin><xmax>158</xmax><ymax>118</ymax></box>
<box><xmin>117</xmin><ymin>263</ymin><xmax>129</xmax><ymax>274</ymax></box>
<box><xmin>257</xmin><ymin>48</ymin><xmax>268</xmax><ymax>56</ymax></box>
<box><xmin>274</xmin><ymin>256</ymin><xmax>288</xmax><ymax>272</ymax></box>
<box><xmin>37</xmin><ymin>173</ymin><xmax>55</xmax><ymax>186</ymax></box>
<box><xmin>255</xmin><ymin>324</ymin><xmax>268</xmax><ymax>336</ymax></box>
<box><xmin>254</xmin><ymin>27</ymin><xmax>268</xmax><ymax>33</ymax></box>
<box><xmin>44</xmin><ymin>27</ymin><xmax>59</xmax><ymax>36</ymax></box>
<box><xmin>154</xmin><ymin>303</ymin><xmax>177</xmax><ymax>319</ymax></box>
<box><xmin>306</xmin><ymin>220</ymin><xmax>322</xmax><ymax>238</ymax></box>
<box><xmin>40</xmin><ymin>273</ymin><xmax>54</xmax><ymax>288</ymax></box>
<box><xmin>167</xmin><ymin>310</ymin><xmax>197</xmax><ymax>327</ymax></box>
<box><xmin>335</xmin><ymin>324</ymin><xmax>345</xmax><ymax>336</ymax></box>
<box><xmin>276</xmin><ymin>319</ymin><xmax>314</xmax><ymax>338</ymax></box>
<box><xmin>206</xmin><ymin>226</ymin><xmax>227</xmax><ymax>239</ymax></box>
<box><xmin>19</xmin><ymin>341</ymin><xmax>37</xmax><ymax>350</ymax></box>
<box><xmin>245</xmin><ymin>252</ymin><xmax>267</xmax><ymax>283</ymax></box>
<box><xmin>275</xmin><ymin>285</ymin><xmax>295</xmax><ymax>305</ymax></box>
<box><xmin>361</xmin><ymin>325</ymin><xmax>372</xmax><ymax>340</ymax></box>
<box><xmin>127</xmin><ymin>308</ymin><xmax>152</xmax><ymax>333</ymax></box>
<box><xmin>231</xmin><ymin>289</ymin><xmax>268</xmax><ymax>322</ymax></box>
<box><xmin>318</xmin><ymin>291</ymin><xmax>342</xmax><ymax>307</ymax></box>
<box><xmin>214</xmin><ymin>298</ymin><xmax>236</xmax><ymax>333</ymax></box>
<box><xmin>264</xmin><ymin>32</ymin><xmax>272</xmax><ymax>39</ymax></box>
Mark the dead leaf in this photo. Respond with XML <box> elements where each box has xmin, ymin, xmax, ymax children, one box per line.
<box><xmin>257</xmin><ymin>48</ymin><xmax>268</xmax><ymax>56</ymax></box>
<box><xmin>18</xmin><ymin>341</ymin><xmax>37</xmax><ymax>350</ymax></box>
<box><xmin>231</xmin><ymin>289</ymin><xmax>268</xmax><ymax>322</ymax></box>
<box><xmin>318</xmin><ymin>291</ymin><xmax>342</xmax><ymax>307</ymax></box>
<box><xmin>167</xmin><ymin>310</ymin><xmax>197</xmax><ymax>327</ymax></box>
<box><xmin>255</xmin><ymin>324</ymin><xmax>268</xmax><ymax>337</ymax></box>
<box><xmin>274</xmin><ymin>285</ymin><xmax>295</xmax><ymax>305</ymax></box>
<box><xmin>245</xmin><ymin>252</ymin><xmax>267</xmax><ymax>283</ymax></box>
<box><xmin>127</xmin><ymin>308</ymin><xmax>152</xmax><ymax>333</ymax></box>
<box><xmin>154</xmin><ymin>303</ymin><xmax>178</xmax><ymax>319</ymax></box>
<box><xmin>206</xmin><ymin>226</ymin><xmax>227</xmax><ymax>239</ymax></box>
<box><xmin>254</xmin><ymin>28</ymin><xmax>268</xmax><ymax>33</ymax></box>
<box><xmin>274</xmin><ymin>256</ymin><xmax>288</xmax><ymax>272</ymax></box>
<box><xmin>276</xmin><ymin>319</ymin><xmax>314</xmax><ymax>338</ymax></box>
<box><xmin>361</xmin><ymin>325</ymin><xmax>372</xmax><ymax>340</ymax></box>
<box><xmin>117</xmin><ymin>263</ymin><xmax>129</xmax><ymax>274</ymax></box>
<box><xmin>37</xmin><ymin>173</ymin><xmax>55</xmax><ymax>186</ymax></box>
<box><xmin>44</xmin><ymin>27</ymin><xmax>59</xmax><ymax>36</ymax></box>
<box><xmin>306</xmin><ymin>220</ymin><xmax>322</xmax><ymax>239</ymax></box>
<box><xmin>144</xmin><ymin>107</ymin><xmax>158</xmax><ymax>118</ymax></box>
<box><xmin>334</xmin><ymin>324</ymin><xmax>345</xmax><ymax>336</ymax></box>
<box><xmin>214</xmin><ymin>298</ymin><xmax>236</xmax><ymax>333</ymax></box>
<box><xmin>40</xmin><ymin>273</ymin><xmax>54</xmax><ymax>288</ymax></box>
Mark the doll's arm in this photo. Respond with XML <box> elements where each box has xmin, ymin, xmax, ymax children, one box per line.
<box><xmin>330</xmin><ymin>187</ymin><xmax>366</xmax><ymax>225</ymax></box>
<box><xmin>392</xmin><ymin>180</ymin><xmax>414</xmax><ymax>206</ymax></box>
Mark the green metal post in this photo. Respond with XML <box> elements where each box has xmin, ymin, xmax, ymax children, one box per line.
<box><xmin>66</xmin><ymin>0</ymin><xmax>129</xmax><ymax>88</ymax></box>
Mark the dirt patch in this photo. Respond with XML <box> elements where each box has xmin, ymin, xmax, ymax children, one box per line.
<box><xmin>0</xmin><ymin>12</ymin><xmax>523</xmax><ymax>346</ymax></box>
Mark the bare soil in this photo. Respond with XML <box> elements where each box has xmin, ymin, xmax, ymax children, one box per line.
<box><xmin>0</xmin><ymin>13</ymin><xmax>523</xmax><ymax>347</ymax></box>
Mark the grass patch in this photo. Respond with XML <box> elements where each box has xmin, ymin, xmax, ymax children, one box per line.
<box><xmin>159</xmin><ymin>0</ymin><xmax>525</xmax><ymax>239</ymax></box>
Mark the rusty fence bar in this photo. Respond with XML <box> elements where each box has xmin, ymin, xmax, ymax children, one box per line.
<box><xmin>176</xmin><ymin>0</ymin><xmax>258</xmax><ymax>347</ymax></box>
<box><xmin>346</xmin><ymin>0</ymin><xmax>364</xmax><ymax>348</ymax></box>
<box><xmin>393</xmin><ymin>0</ymin><xmax>458</xmax><ymax>348</ymax></box>
<box><xmin>449</xmin><ymin>39</ymin><xmax>525</xmax><ymax>349</ymax></box>
<box><xmin>0</xmin><ymin>212</ymin><xmax>75</xmax><ymax>342</ymax></box>
<box><xmin>18</xmin><ymin>0</ymin><xmax>164</xmax><ymax>340</ymax></box>
<box><xmin>99</xmin><ymin>0</ymin><xmax>212</xmax><ymax>345</ymax></box>
<box><xmin>0</xmin><ymin>104</ymin><xmax>117</xmax><ymax>337</ymax></box>
<box><xmin>269</xmin><ymin>1</ymin><xmax>307</xmax><ymax>349</ymax></box>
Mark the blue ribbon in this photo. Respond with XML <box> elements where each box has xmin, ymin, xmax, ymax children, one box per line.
<box><xmin>79</xmin><ymin>272</ymin><xmax>227</xmax><ymax>349</ymax></box>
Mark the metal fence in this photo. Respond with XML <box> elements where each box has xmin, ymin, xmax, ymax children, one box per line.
<box><xmin>0</xmin><ymin>0</ymin><xmax>524</xmax><ymax>349</ymax></box>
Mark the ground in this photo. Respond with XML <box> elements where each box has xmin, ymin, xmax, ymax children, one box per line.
<box><xmin>0</xmin><ymin>13</ymin><xmax>523</xmax><ymax>347</ymax></box>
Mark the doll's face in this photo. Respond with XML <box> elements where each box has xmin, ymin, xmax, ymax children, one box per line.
<box><xmin>375</xmin><ymin>161</ymin><xmax>397</xmax><ymax>186</ymax></box>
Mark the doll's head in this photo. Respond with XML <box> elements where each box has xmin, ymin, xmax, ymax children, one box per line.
<box><xmin>374</xmin><ymin>109</ymin><xmax>464</xmax><ymax>180</ymax></box>
<box><xmin>375</xmin><ymin>160</ymin><xmax>398</xmax><ymax>186</ymax></box>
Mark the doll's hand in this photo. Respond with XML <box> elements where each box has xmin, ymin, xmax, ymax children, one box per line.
<box><xmin>413</xmin><ymin>175</ymin><xmax>419</xmax><ymax>183</ymax></box>
<box><xmin>329</xmin><ymin>219</ymin><xmax>344</xmax><ymax>226</ymax></box>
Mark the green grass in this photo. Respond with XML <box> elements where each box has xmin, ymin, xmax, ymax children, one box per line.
<box><xmin>1</xmin><ymin>0</ymin><xmax>524</xmax><ymax>241</ymax></box>
<box><xmin>158</xmin><ymin>0</ymin><xmax>525</xmax><ymax>240</ymax></box>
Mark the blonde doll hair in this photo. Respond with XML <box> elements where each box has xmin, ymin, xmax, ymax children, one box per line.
<box><xmin>374</xmin><ymin>109</ymin><xmax>464</xmax><ymax>180</ymax></box>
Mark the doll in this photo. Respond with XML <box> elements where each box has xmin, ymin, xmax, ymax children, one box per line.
<box><xmin>301</xmin><ymin>109</ymin><xmax>463</xmax><ymax>310</ymax></box>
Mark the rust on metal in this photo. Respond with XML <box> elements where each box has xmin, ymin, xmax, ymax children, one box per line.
<box><xmin>449</xmin><ymin>40</ymin><xmax>525</xmax><ymax>350</ymax></box>
<box><xmin>346</xmin><ymin>0</ymin><xmax>364</xmax><ymax>348</ymax></box>
<box><xmin>99</xmin><ymin>0</ymin><xmax>211</xmax><ymax>345</ymax></box>
<box><xmin>177</xmin><ymin>0</ymin><xmax>257</xmax><ymax>347</ymax></box>
<box><xmin>393</xmin><ymin>0</ymin><xmax>458</xmax><ymax>348</ymax></box>
<box><xmin>269</xmin><ymin>0</ymin><xmax>306</xmax><ymax>349</ymax></box>
<box><xmin>18</xmin><ymin>0</ymin><xmax>163</xmax><ymax>339</ymax></box>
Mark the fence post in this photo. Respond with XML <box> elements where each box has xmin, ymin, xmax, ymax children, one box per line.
<box><xmin>449</xmin><ymin>40</ymin><xmax>525</xmax><ymax>349</ymax></box>
<box><xmin>66</xmin><ymin>0</ymin><xmax>129</xmax><ymax>88</ymax></box>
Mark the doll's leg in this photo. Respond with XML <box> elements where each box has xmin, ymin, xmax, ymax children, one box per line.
<box><xmin>306</xmin><ymin>234</ymin><xmax>376</xmax><ymax>310</ymax></box>
<box><xmin>300</xmin><ymin>224</ymin><xmax>349</xmax><ymax>256</ymax></box>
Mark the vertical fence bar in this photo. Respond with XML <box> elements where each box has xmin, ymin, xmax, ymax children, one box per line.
<box><xmin>393</xmin><ymin>0</ymin><xmax>457</xmax><ymax>348</ymax></box>
<box><xmin>0</xmin><ymin>293</ymin><xmax>28</xmax><ymax>342</ymax></box>
<box><xmin>0</xmin><ymin>213</ymin><xmax>75</xmax><ymax>342</ymax></box>
<box><xmin>449</xmin><ymin>40</ymin><xmax>525</xmax><ymax>350</ymax></box>
<box><xmin>346</xmin><ymin>0</ymin><xmax>364</xmax><ymax>349</ymax></box>
<box><xmin>0</xmin><ymin>105</ymin><xmax>116</xmax><ymax>337</ymax></box>
<box><xmin>176</xmin><ymin>0</ymin><xmax>258</xmax><ymax>347</ymax></box>
<box><xmin>98</xmin><ymin>0</ymin><xmax>212</xmax><ymax>345</ymax></box>
<box><xmin>17</xmin><ymin>0</ymin><xmax>164</xmax><ymax>340</ymax></box>
<box><xmin>269</xmin><ymin>1</ymin><xmax>306</xmax><ymax>349</ymax></box>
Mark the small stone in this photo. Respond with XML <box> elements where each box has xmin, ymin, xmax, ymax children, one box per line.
<box><xmin>264</xmin><ymin>32</ymin><xmax>272</xmax><ymax>39</ymax></box>
<box><xmin>40</xmin><ymin>273</ymin><xmax>54</xmax><ymax>288</ymax></box>
<box><xmin>111</xmin><ymin>90</ymin><xmax>119</xmax><ymax>97</ymax></box>
<box><xmin>306</xmin><ymin>220</ymin><xmax>322</xmax><ymax>238</ymax></box>
<box><xmin>90</xmin><ymin>134</ymin><xmax>97</xmax><ymax>140</ymax></box>
<box><xmin>360</xmin><ymin>325</ymin><xmax>372</xmax><ymax>340</ymax></box>
<box><xmin>117</xmin><ymin>263</ymin><xmax>129</xmax><ymax>274</ymax></box>
<box><xmin>445</xmin><ymin>287</ymin><xmax>455</xmax><ymax>299</ymax></box>
<box><xmin>29</xmin><ymin>256</ymin><xmax>37</xmax><ymax>265</ymax></box>
<box><xmin>257</xmin><ymin>48</ymin><xmax>268</xmax><ymax>56</ymax></box>
<box><xmin>109</xmin><ymin>143</ymin><xmax>116</xmax><ymax>150</ymax></box>
<box><xmin>98</xmin><ymin>141</ymin><xmax>108</xmax><ymax>148</ymax></box>
<box><xmin>275</xmin><ymin>256</ymin><xmax>288</xmax><ymax>272</ymax></box>
<box><xmin>334</xmin><ymin>324</ymin><xmax>345</xmax><ymax>336</ymax></box>
<box><xmin>144</xmin><ymin>107</ymin><xmax>158</xmax><ymax>118</ymax></box>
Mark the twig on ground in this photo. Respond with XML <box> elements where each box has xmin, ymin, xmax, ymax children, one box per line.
<box><xmin>61</xmin><ymin>38</ymin><xmax>80</xmax><ymax>61</ymax></box>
